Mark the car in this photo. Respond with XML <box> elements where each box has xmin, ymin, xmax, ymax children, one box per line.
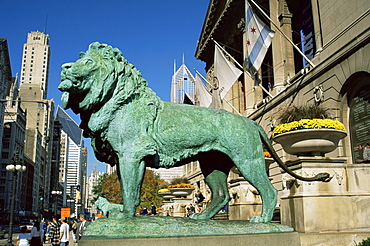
<box><xmin>0</xmin><ymin>225</ymin><xmax>5</xmax><ymax>239</ymax></box>
<box><xmin>19</xmin><ymin>220</ymin><xmax>33</xmax><ymax>232</ymax></box>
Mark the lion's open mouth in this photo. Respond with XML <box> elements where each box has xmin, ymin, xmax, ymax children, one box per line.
<box><xmin>61</xmin><ymin>92</ymin><xmax>70</xmax><ymax>109</ymax></box>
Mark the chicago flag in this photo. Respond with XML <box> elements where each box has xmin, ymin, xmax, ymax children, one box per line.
<box><xmin>245</xmin><ymin>1</ymin><xmax>274</xmax><ymax>71</ymax></box>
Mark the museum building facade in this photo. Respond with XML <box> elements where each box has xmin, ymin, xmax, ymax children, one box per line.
<box><xmin>188</xmin><ymin>0</ymin><xmax>369</xmax><ymax>233</ymax></box>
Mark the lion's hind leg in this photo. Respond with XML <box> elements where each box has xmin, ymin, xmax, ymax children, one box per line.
<box><xmin>190</xmin><ymin>169</ymin><xmax>230</xmax><ymax>219</ymax></box>
<box><xmin>237</xmin><ymin>157</ymin><xmax>277</xmax><ymax>223</ymax></box>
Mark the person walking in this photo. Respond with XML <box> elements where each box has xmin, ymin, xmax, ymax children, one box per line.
<box><xmin>17</xmin><ymin>226</ymin><xmax>31</xmax><ymax>246</ymax></box>
<box><xmin>59</xmin><ymin>218</ymin><xmax>70</xmax><ymax>246</ymax></box>
<box><xmin>49</xmin><ymin>217</ymin><xmax>60</xmax><ymax>246</ymax></box>
<box><xmin>30</xmin><ymin>221</ymin><xmax>43</xmax><ymax>246</ymax></box>
<box><xmin>151</xmin><ymin>203</ymin><xmax>157</xmax><ymax>216</ymax></box>
<box><xmin>74</xmin><ymin>214</ymin><xmax>90</xmax><ymax>243</ymax></box>
<box><xmin>71</xmin><ymin>218</ymin><xmax>78</xmax><ymax>243</ymax></box>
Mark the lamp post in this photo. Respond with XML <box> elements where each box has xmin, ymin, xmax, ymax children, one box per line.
<box><xmin>51</xmin><ymin>190</ymin><xmax>62</xmax><ymax>216</ymax></box>
<box><xmin>5</xmin><ymin>152</ymin><xmax>26</xmax><ymax>246</ymax></box>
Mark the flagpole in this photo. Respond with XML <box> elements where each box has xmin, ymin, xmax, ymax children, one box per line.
<box><xmin>248</xmin><ymin>0</ymin><xmax>315</xmax><ymax>68</ymax></box>
<box><xmin>193</xmin><ymin>69</ymin><xmax>214</xmax><ymax>88</ymax></box>
<box><xmin>212</xmin><ymin>39</ymin><xmax>245</xmax><ymax>72</ymax></box>
<box><xmin>223</xmin><ymin>99</ymin><xmax>243</xmax><ymax>116</ymax></box>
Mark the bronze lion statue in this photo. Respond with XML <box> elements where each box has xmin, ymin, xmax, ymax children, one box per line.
<box><xmin>59</xmin><ymin>42</ymin><xmax>330</xmax><ymax>222</ymax></box>
<box><xmin>94</xmin><ymin>196</ymin><xmax>124</xmax><ymax>219</ymax></box>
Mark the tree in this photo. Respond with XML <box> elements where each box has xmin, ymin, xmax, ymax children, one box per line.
<box><xmin>91</xmin><ymin>169</ymin><xmax>168</xmax><ymax>211</ymax></box>
<box><xmin>139</xmin><ymin>169</ymin><xmax>168</xmax><ymax>209</ymax></box>
<box><xmin>169</xmin><ymin>177</ymin><xmax>189</xmax><ymax>185</ymax></box>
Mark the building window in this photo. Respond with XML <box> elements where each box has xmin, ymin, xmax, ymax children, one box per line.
<box><xmin>2</xmin><ymin>141</ymin><xmax>10</xmax><ymax>149</ymax></box>
<box><xmin>1</xmin><ymin>152</ymin><xmax>9</xmax><ymax>159</ymax></box>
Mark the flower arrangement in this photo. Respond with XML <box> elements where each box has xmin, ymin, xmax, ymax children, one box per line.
<box><xmin>273</xmin><ymin>119</ymin><xmax>346</xmax><ymax>137</ymax></box>
<box><xmin>272</xmin><ymin>105</ymin><xmax>346</xmax><ymax>137</ymax></box>
<box><xmin>263</xmin><ymin>151</ymin><xmax>271</xmax><ymax>158</ymax></box>
<box><xmin>158</xmin><ymin>188</ymin><xmax>170</xmax><ymax>193</ymax></box>
<box><xmin>168</xmin><ymin>184</ymin><xmax>195</xmax><ymax>189</ymax></box>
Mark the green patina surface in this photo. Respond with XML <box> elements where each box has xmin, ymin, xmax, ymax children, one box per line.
<box><xmin>83</xmin><ymin>217</ymin><xmax>294</xmax><ymax>239</ymax></box>
<box><xmin>58</xmin><ymin>42</ymin><xmax>327</xmax><ymax>236</ymax></box>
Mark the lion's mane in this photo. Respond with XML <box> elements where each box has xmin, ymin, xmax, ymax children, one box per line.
<box><xmin>60</xmin><ymin>42</ymin><xmax>161</xmax><ymax>165</ymax></box>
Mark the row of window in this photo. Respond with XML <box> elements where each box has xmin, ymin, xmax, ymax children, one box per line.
<box><xmin>24</xmin><ymin>51</ymin><xmax>47</xmax><ymax>55</ymax></box>
<box><xmin>25</xmin><ymin>45</ymin><xmax>47</xmax><ymax>49</ymax></box>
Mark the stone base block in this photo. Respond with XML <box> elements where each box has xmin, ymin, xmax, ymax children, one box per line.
<box><xmin>229</xmin><ymin>204</ymin><xmax>262</xmax><ymax>220</ymax></box>
<box><xmin>79</xmin><ymin>232</ymin><xmax>300</xmax><ymax>246</ymax></box>
<box><xmin>299</xmin><ymin>231</ymin><xmax>370</xmax><ymax>246</ymax></box>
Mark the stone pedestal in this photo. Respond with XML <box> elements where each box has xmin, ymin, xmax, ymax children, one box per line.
<box><xmin>280</xmin><ymin>157</ymin><xmax>370</xmax><ymax>232</ymax></box>
<box><xmin>229</xmin><ymin>180</ymin><xmax>262</xmax><ymax>220</ymax></box>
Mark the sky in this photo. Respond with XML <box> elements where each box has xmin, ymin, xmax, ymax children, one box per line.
<box><xmin>2</xmin><ymin>0</ymin><xmax>210</xmax><ymax>175</ymax></box>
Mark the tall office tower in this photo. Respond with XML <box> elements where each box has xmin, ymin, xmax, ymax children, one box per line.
<box><xmin>170</xmin><ymin>62</ymin><xmax>196</xmax><ymax>104</ymax></box>
<box><xmin>19</xmin><ymin>31</ymin><xmax>50</xmax><ymax>99</ymax></box>
<box><xmin>56</xmin><ymin>106</ymin><xmax>84</xmax><ymax>215</ymax></box>
<box><xmin>18</xmin><ymin>31</ymin><xmax>54</xmax><ymax>217</ymax></box>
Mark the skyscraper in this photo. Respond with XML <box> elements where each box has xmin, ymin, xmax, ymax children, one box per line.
<box><xmin>20</xmin><ymin>31</ymin><xmax>50</xmax><ymax>99</ymax></box>
<box><xmin>170</xmin><ymin>62</ymin><xmax>196</xmax><ymax>104</ymax></box>
<box><xmin>18</xmin><ymin>31</ymin><xmax>54</xmax><ymax>217</ymax></box>
<box><xmin>56</xmin><ymin>106</ymin><xmax>84</xmax><ymax>215</ymax></box>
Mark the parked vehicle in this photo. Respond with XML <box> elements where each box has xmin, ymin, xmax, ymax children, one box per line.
<box><xmin>19</xmin><ymin>220</ymin><xmax>33</xmax><ymax>232</ymax></box>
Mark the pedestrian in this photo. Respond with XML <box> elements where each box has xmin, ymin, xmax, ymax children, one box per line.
<box><xmin>363</xmin><ymin>143</ymin><xmax>370</xmax><ymax>162</ymax></box>
<box><xmin>46</xmin><ymin>222</ymin><xmax>51</xmax><ymax>242</ymax></box>
<box><xmin>186</xmin><ymin>204</ymin><xmax>195</xmax><ymax>217</ymax></box>
<box><xmin>205</xmin><ymin>190</ymin><xmax>211</xmax><ymax>208</ymax></box>
<box><xmin>30</xmin><ymin>221</ymin><xmax>43</xmax><ymax>246</ymax></box>
<box><xmin>59</xmin><ymin>217</ymin><xmax>69</xmax><ymax>246</ymax></box>
<box><xmin>141</xmin><ymin>207</ymin><xmax>148</xmax><ymax>215</ymax></box>
<box><xmin>17</xmin><ymin>226</ymin><xmax>31</xmax><ymax>246</ymax></box>
<box><xmin>49</xmin><ymin>217</ymin><xmax>60</xmax><ymax>246</ymax></box>
<box><xmin>71</xmin><ymin>218</ymin><xmax>78</xmax><ymax>243</ymax></box>
<box><xmin>194</xmin><ymin>190</ymin><xmax>205</xmax><ymax>213</ymax></box>
<box><xmin>74</xmin><ymin>214</ymin><xmax>91</xmax><ymax>243</ymax></box>
<box><xmin>151</xmin><ymin>203</ymin><xmax>157</xmax><ymax>216</ymax></box>
<box><xmin>40</xmin><ymin>220</ymin><xmax>47</xmax><ymax>243</ymax></box>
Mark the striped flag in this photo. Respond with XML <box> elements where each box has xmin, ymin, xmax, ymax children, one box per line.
<box><xmin>245</xmin><ymin>1</ymin><xmax>274</xmax><ymax>71</ymax></box>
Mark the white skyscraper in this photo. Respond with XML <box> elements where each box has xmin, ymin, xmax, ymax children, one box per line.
<box><xmin>170</xmin><ymin>62</ymin><xmax>196</xmax><ymax>104</ymax></box>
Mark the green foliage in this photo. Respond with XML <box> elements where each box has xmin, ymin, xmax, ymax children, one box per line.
<box><xmin>91</xmin><ymin>173</ymin><xmax>109</xmax><ymax>204</ymax></box>
<box><xmin>169</xmin><ymin>177</ymin><xmax>190</xmax><ymax>185</ymax></box>
<box><xmin>91</xmin><ymin>169</ymin><xmax>168</xmax><ymax>210</ymax></box>
<box><xmin>357</xmin><ymin>237</ymin><xmax>370</xmax><ymax>246</ymax></box>
<box><xmin>138</xmin><ymin>169</ymin><xmax>168</xmax><ymax>210</ymax></box>
<box><xmin>278</xmin><ymin>104</ymin><xmax>331</xmax><ymax>124</ymax></box>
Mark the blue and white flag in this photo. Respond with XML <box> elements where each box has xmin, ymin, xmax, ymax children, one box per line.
<box><xmin>245</xmin><ymin>1</ymin><xmax>274</xmax><ymax>71</ymax></box>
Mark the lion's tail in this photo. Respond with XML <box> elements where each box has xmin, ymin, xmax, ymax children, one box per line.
<box><xmin>253</xmin><ymin>121</ymin><xmax>332</xmax><ymax>182</ymax></box>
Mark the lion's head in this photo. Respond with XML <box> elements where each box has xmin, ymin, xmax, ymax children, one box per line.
<box><xmin>94</xmin><ymin>196</ymin><xmax>108</xmax><ymax>208</ymax></box>
<box><xmin>59</xmin><ymin>42</ymin><xmax>151</xmax><ymax>115</ymax></box>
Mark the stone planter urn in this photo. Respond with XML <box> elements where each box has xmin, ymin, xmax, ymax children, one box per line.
<box><xmin>168</xmin><ymin>188</ymin><xmax>195</xmax><ymax>198</ymax></box>
<box><xmin>273</xmin><ymin>128</ymin><xmax>347</xmax><ymax>156</ymax></box>
<box><xmin>158</xmin><ymin>192</ymin><xmax>175</xmax><ymax>201</ymax></box>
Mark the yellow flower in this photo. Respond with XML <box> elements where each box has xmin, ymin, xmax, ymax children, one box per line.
<box><xmin>272</xmin><ymin>119</ymin><xmax>346</xmax><ymax>137</ymax></box>
<box><xmin>158</xmin><ymin>189</ymin><xmax>170</xmax><ymax>193</ymax></box>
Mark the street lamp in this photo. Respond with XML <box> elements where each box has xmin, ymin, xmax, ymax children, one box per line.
<box><xmin>51</xmin><ymin>190</ymin><xmax>62</xmax><ymax>216</ymax></box>
<box><xmin>6</xmin><ymin>152</ymin><xmax>26</xmax><ymax>246</ymax></box>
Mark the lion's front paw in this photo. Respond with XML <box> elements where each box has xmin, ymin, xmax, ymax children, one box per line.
<box><xmin>250</xmin><ymin>215</ymin><xmax>264</xmax><ymax>223</ymax></box>
<box><xmin>114</xmin><ymin>211</ymin><xmax>134</xmax><ymax>220</ymax></box>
